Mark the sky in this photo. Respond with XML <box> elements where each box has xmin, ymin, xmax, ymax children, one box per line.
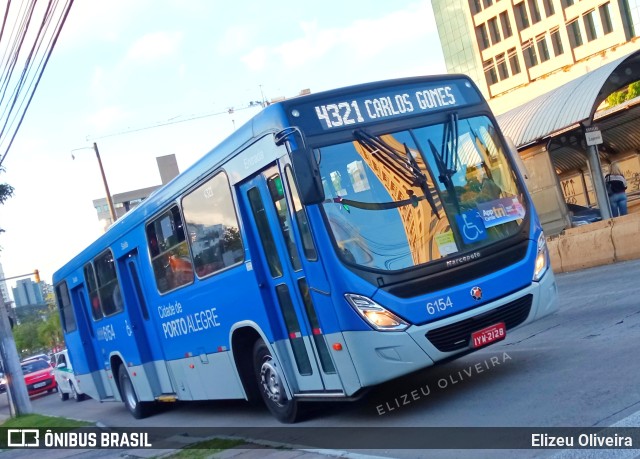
<box><xmin>0</xmin><ymin>0</ymin><xmax>446</xmax><ymax>293</ymax></box>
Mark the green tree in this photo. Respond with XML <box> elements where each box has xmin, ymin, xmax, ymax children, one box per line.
<box><xmin>0</xmin><ymin>165</ymin><xmax>15</xmax><ymax>238</ymax></box>
<box><xmin>606</xmin><ymin>90</ymin><xmax>626</xmax><ymax>107</ymax></box>
<box><xmin>38</xmin><ymin>312</ymin><xmax>63</xmax><ymax>350</ymax></box>
<box><xmin>13</xmin><ymin>321</ymin><xmax>44</xmax><ymax>356</ymax></box>
<box><xmin>627</xmin><ymin>81</ymin><xmax>640</xmax><ymax>100</ymax></box>
<box><xmin>36</xmin><ymin>297</ymin><xmax>64</xmax><ymax>351</ymax></box>
<box><xmin>606</xmin><ymin>80</ymin><xmax>640</xmax><ymax>107</ymax></box>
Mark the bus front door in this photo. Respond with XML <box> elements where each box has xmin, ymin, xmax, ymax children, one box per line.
<box><xmin>240</xmin><ymin>163</ymin><xmax>343</xmax><ymax>396</ymax></box>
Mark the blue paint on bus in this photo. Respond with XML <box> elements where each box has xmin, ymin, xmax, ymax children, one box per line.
<box><xmin>53</xmin><ymin>74</ymin><xmax>558</xmax><ymax>423</ymax></box>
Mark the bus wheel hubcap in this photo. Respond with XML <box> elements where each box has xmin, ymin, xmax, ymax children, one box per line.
<box><xmin>124</xmin><ymin>380</ymin><xmax>137</xmax><ymax>408</ymax></box>
<box><xmin>260</xmin><ymin>359</ymin><xmax>285</xmax><ymax>405</ymax></box>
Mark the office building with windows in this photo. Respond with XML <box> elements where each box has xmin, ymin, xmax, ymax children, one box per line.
<box><xmin>433</xmin><ymin>0</ymin><xmax>640</xmax><ymax>113</ymax></box>
<box><xmin>0</xmin><ymin>262</ymin><xmax>11</xmax><ymax>306</ymax></box>
<box><xmin>12</xmin><ymin>278</ymin><xmax>44</xmax><ymax>307</ymax></box>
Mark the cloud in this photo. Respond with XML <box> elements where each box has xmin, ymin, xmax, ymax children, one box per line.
<box><xmin>125</xmin><ymin>31</ymin><xmax>183</xmax><ymax>63</ymax></box>
<box><xmin>217</xmin><ymin>25</ymin><xmax>255</xmax><ymax>56</ymax></box>
<box><xmin>241</xmin><ymin>46</ymin><xmax>269</xmax><ymax>72</ymax></box>
<box><xmin>241</xmin><ymin>1</ymin><xmax>437</xmax><ymax>71</ymax></box>
<box><xmin>87</xmin><ymin>106</ymin><xmax>128</xmax><ymax>132</ymax></box>
<box><xmin>58</xmin><ymin>0</ymin><xmax>154</xmax><ymax>49</ymax></box>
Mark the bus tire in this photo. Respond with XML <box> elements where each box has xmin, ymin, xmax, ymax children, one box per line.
<box><xmin>118</xmin><ymin>366</ymin><xmax>152</xmax><ymax>419</ymax></box>
<box><xmin>253</xmin><ymin>339</ymin><xmax>301</xmax><ymax>423</ymax></box>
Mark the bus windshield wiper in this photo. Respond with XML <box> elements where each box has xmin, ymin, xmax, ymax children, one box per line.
<box><xmin>353</xmin><ymin>129</ymin><xmax>440</xmax><ymax>218</ymax></box>
<box><xmin>428</xmin><ymin>113</ymin><xmax>461</xmax><ymax>212</ymax></box>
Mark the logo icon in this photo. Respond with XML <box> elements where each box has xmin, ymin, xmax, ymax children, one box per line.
<box><xmin>470</xmin><ymin>286</ymin><xmax>482</xmax><ymax>301</ymax></box>
<box><xmin>7</xmin><ymin>429</ymin><xmax>40</xmax><ymax>447</ymax></box>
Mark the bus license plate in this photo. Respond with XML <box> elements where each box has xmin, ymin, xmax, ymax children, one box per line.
<box><xmin>33</xmin><ymin>382</ymin><xmax>47</xmax><ymax>388</ymax></box>
<box><xmin>471</xmin><ymin>322</ymin><xmax>506</xmax><ymax>348</ymax></box>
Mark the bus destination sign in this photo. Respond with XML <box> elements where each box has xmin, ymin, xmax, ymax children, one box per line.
<box><xmin>292</xmin><ymin>79</ymin><xmax>480</xmax><ymax>135</ymax></box>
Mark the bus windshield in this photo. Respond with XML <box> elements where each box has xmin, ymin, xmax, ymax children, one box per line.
<box><xmin>317</xmin><ymin>114</ymin><xmax>527</xmax><ymax>271</ymax></box>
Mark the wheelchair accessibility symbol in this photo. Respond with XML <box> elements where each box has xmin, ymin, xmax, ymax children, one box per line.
<box><xmin>455</xmin><ymin>210</ymin><xmax>488</xmax><ymax>244</ymax></box>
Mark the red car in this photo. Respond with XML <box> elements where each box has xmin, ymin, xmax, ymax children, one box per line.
<box><xmin>21</xmin><ymin>359</ymin><xmax>57</xmax><ymax>396</ymax></box>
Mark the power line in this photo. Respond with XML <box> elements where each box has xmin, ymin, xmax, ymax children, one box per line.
<box><xmin>87</xmin><ymin>100</ymin><xmax>266</xmax><ymax>142</ymax></box>
<box><xmin>0</xmin><ymin>0</ymin><xmax>74</xmax><ymax>167</ymax></box>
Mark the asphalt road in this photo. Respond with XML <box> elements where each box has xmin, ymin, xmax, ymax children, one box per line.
<box><xmin>2</xmin><ymin>259</ymin><xmax>640</xmax><ymax>459</ymax></box>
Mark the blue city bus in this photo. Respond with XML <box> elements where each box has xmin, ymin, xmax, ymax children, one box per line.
<box><xmin>53</xmin><ymin>75</ymin><xmax>558</xmax><ymax>423</ymax></box>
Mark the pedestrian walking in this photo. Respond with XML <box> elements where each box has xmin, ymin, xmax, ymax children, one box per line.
<box><xmin>605</xmin><ymin>164</ymin><xmax>628</xmax><ymax>217</ymax></box>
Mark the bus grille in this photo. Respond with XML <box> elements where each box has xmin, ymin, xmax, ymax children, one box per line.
<box><xmin>425</xmin><ymin>294</ymin><xmax>533</xmax><ymax>352</ymax></box>
<box><xmin>383</xmin><ymin>239</ymin><xmax>529</xmax><ymax>298</ymax></box>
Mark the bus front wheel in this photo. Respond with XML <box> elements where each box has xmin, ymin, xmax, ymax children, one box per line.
<box><xmin>253</xmin><ymin>340</ymin><xmax>301</xmax><ymax>423</ymax></box>
<box><xmin>118</xmin><ymin>366</ymin><xmax>152</xmax><ymax>419</ymax></box>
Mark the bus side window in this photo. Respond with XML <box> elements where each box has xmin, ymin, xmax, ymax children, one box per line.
<box><xmin>55</xmin><ymin>281</ymin><xmax>77</xmax><ymax>333</ymax></box>
<box><xmin>146</xmin><ymin>205</ymin><xmax>194</xmax><ymax>293</ymax></box>
<box><xmin>181</xmin><ymin>172</ymin><xmax>244</xmax><ymax>278</ymax></box>
<box><xmin>84</xmin><ymin>263</ymin><xmax>104</xmax><ymax>321</ymax></box>
<box><xmin>285</xmin><ymin>166</ymin><xmax>317</xmax><ymax>261</ymax></box>
<box><xmin>94</xmin><ymin>249</ymin><xmax>124</xmax><ymax>317</ymax></box>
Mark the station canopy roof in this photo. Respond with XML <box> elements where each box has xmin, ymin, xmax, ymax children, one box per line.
<box><xmin>496</xmin><ymin>50</ymin><xmax>640</xmax><ymax>164</ymax></box>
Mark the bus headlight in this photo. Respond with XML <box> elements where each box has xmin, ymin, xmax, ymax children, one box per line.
<box><xmin>533</xmin><ymin>232</ymin><xmax>549</xmax><ymax>282</ymax></box>
<box><xmin>345</xmin><ymin>294</ymin><xmax>409</xmax><ymax>331</ymax></box>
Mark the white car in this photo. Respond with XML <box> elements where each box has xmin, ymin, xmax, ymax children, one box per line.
<box><xmin>53</xmin><ymin>349</ymin><xmax>85</xmax><ymax>402</ymax></box>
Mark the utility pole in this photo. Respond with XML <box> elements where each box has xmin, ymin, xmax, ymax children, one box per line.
<box><xmin>71</xmin><ymin>143</ymin><xmax>117</xmax><ymax>224</ymax></box>
<box><xmin>93</xmin><ymin>142</ymin><xmax>117</xmax><ymax>223</ymax></box>
<box><xmin>0</xmin><ymin>271</ymin><xmax>38</xmax><ymax>416</ymax></box>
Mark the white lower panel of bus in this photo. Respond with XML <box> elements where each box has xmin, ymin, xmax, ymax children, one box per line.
<box><xmin>342</xmin><ymin>270</ymin><xmax>558</xmax><ymax>389</ymax></box>
<box><xmin>75</xmin><ymin>351</ymin><xmax>245</xmax><ymax>403</ymax></box>
<box><xmin>165</xmin><ymin>352</ymin><xmax>245</xmax><ymax>401</ymax></box>
<box><xmin>73</xmin><ymin>372</ymin><xmax>103</xmax><ymax>402</ymax></box>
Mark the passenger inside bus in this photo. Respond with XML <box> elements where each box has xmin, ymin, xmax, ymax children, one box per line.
<box><xmin>459</xmin><ymin>163</ymin><xmax>503</xmax><ymax>210</ymax></box>
<box><xmin>168</xmin><ymin>253</ymin><xmax>194</xmax><ymax>286</ymax></box>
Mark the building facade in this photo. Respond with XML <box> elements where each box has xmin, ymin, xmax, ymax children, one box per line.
<box><xmin>433</xmin><ymin>0</ymin><xmax>640</xmax><ymax>114</ymax></box>
<box><xmin>12</xmin><ymin>278</ymin><xmax>44</xmax><ymax>307</ymax></box>
<box><xmin>93</xmin><ymin>154</ymin><xmax>180</xmax><ymax>227</ymax></box>
<box><xmin>0</xmin><ymin>261</ymin><xmax>10</xmax><ymax>305</ymax></box>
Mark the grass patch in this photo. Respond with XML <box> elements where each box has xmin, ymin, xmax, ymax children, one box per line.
<box><xmin>162</xmin><ymin>438</ymin><xmax>246</xmax><ymax>459</ymax></box>
<box><xmin>1</xmin><ymin>413</ymin><xmax>92</xmax><ymax>428</ymax></box>
<box><xmin>0</xmin><ymin>414</ymin><xmax>93</xmax><ymax>449</ymax></box>
<box><xmin>1</xmin><ymin>416</ymin><xmax>245</xmax><ymax>457</ymax></box>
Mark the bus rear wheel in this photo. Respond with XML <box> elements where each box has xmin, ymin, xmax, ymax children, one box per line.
<box><xmin>253</xmin><ymin>339</ymin><xmax>301</xmax><ymax>423</ymax></box>
<box><xmin>118</xmin><ymin>366</ymin><xmax>153</xmax><ymax>419</ymax></box>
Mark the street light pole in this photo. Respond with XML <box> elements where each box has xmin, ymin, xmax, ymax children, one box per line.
<box><xmin>92</xmin><ymin>142</ymin><xmax>117</xmax><ymax>223</ymax></box>
<box><xmin>72</xmin><ymin>143</ymin><xmax>117</xmax><ymax>224</ymax></box>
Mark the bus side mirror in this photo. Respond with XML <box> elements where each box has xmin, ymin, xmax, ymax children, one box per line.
<box><xmin>290</xmin><ymin>148</ymin><xmax>325</xmax><ymax>205</ymax></box>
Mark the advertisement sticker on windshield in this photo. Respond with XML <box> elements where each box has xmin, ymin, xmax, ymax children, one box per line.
<box><xmin>435</xmin><ymin>231</ymin><xmax>458</xmax><ymax>256</ymax></box>
<box><xmin>476</xmin><ymin>197</ymin><xmax>525</xmax><ymax>228</ymax></box>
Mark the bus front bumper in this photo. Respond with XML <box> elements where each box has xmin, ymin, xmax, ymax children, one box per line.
<box><xmin>341</xmin><ymin>269</ymin><xmax>558</xmax><ymax>390</ymax></box>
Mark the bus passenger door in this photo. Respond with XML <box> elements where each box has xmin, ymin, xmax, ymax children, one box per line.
<box><xmin>69</xmin><ymin>285</ymin><xmax>109</xmax><ymax>400</ymax></box>
<box><xmin>239</xmin><ymin>163</ymin><xmax>342</xmax><ymax>395</ymax></box>
<box><xmin>116</xmin><ymin>249</ymin><xmax>165</xmax><ymax>397</ymax></box>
